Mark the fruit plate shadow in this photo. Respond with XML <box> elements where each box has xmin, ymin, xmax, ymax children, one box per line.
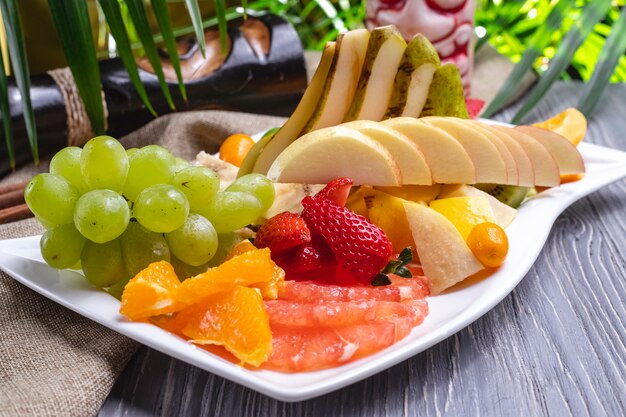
<box><xmin>1</xmin><ymin>141</ymin><xmax>626</xmax><ymax>402</ymax></box>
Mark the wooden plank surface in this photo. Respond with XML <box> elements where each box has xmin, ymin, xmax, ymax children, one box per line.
<box><xmin>99</xmin><ymin>82</ymin><xmax>626</xmax><ymax>417</ymax></box>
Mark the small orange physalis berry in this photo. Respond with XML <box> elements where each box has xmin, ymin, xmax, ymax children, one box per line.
<box><xmin>219</xmin><ymin>133</ymin><xmax>255</xmax><ymax>167</ymax></box>
<box><xmin>466</xmin><ymin>222</ymin><xmax>509</xmax><ymax>268</ymax></box>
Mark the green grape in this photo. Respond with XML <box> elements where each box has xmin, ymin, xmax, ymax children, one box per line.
<box><xmin>173</xmin><ymin>157</ymin><xmax>189</xmax><ymax>173</ymax></box>
<box><xmin>165</xmin><ymin>213</ymin><xmax>218</xmax><ymax>266</ymax></box>
<box><xmin>133</xmin><ymin>184</ymin><xmax>189</xmax><ymax>233</ymax></box>
<box><xmin>35</xmin><ymin>215</ymin><xmax>57</xmax><ymax>230</ymax></box>
<box><xmin>81</xmin><ymin>238</ymin><xmax>128</xmax><ymax>288</ymax></box>
<box><xmin>171</xmin><ymin>166</ymin><xmax>219</xmax><ymax>213</ymax></box>
<box><xmin>107</xmin><ymin>275</ymin><xmax>131</xmax><ymax>300</ymax></box>
<box><xmin>123</xmin><ymin>145</ymin><xmax>175</xmax><ymax>201</ymax></box>
<box><xmin>49</xmin><ymin>146</ymin><xmax>88</xmax><ymax>193</ymax></box>
<box><xmin>200</xmin><ymin>191</ymin><xmax>262</xmax><ymax>233</ymax></box>
<box><xmin>226</xmin><ymin>173</ymin><xmax>275</xmax><ymax>211</ymax></box>
<box><xmin>74</xmin><ymin>190</ymin><xmax>130</xmax><ymax>243</ymax></box>
<box><xmin>40</xmin><ymin>224</ymin><xmax>86</xmax><ymax>269</ymax></box>
<box><xmin>80</xmin><ymin>135</ymin><xmax>129</xmax><ymax>192</ymax></box>
<box><xmin>120</xmin><ymin>221</ymin><xmax>171</xmax><ymax>277</ymax></box>
<box><xmin>24</xmin><ymin>173</ymin><xmax>79</xmax><ymax>226</ymax></box>
<box><xmin>126</xmin><ymin>148</ymin><xmax>138</xmax><ymax>158</ymax></box>
<box><xmin>207</xmin><ymin>232</ymin><xmax>245</xmax><ymax>267</ymax></box>
<box><xmin>169</xmin><ymin>255</ymin><xmax>209</xmax><ymax>281</ymax></box>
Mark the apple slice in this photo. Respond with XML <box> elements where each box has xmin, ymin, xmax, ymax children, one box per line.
<box><xmin>419</xmin><ymin>63</ymin><xmax>469</xmax><ymax>118</ymax></box>
<box><xmin>300</xmin><ymin>29</ymin><xmax>371</xmax><ymax>133</ymax></box>
<box><xmin>404</xmin><ymin>200</ymin><xmax>483</xmax><ymax>295</ymax></box>
<box><xmin>422</xmin><ymin>117</ymin><xmax>508</xmax><ymax>184</ymax></box>
<box><xmin>382</xmin><ymin>117</ymin><xmax>476</xmax><ymax>184</ymax></box>
<box><xmin>438</xmin><ymin>184</ymin><xmax>517</xmax><ymax>229</ymax></box>
<box><xmin>384</xmin><ymin>34</ymin><xmax>440</xmax><ymax>118</ymax></box>
<box><xmin>464</xmin><ymin>121</ymin><xmax>519</xmax><ymax>185</ymax></box>
<box><xmin>491</xmin><ymin>126</ymin><xmax>560</xmax><ymax>187</ymax></box>
<box><xmin>266</xmin><ymin>126</ymin><xmax>402</xmax><ymax>186</ymax></box>
<box><xmin>243</xmin><ymin>42</ymin><xmax>337</xmax><ymax>176</ymax></box>
<box><xmin>515</xmin><ymin>125</ymin><xmax>585</xmax><ymax>175</ymax></box>
<box><xmin>344</xmin><ymin>26</ymin><xmax>407</xmax><ymax>122</ymax></box>
<box><xmin>342</xmin><ymin>120</ymin><xmax>431</xmax><ymax>185</ymax></box>
<box><xmin>475</xmin><ymin>123</ymin><xmax>535</xmax><ymax>187</ymax></box>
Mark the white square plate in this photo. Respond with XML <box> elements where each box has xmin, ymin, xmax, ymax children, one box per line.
<box><xmin>1</xmin><ymin>141</ymin><xmax>625</xmax><ymax>402</ymax></box>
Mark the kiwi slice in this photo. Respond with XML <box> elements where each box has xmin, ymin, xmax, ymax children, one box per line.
<box><xmin>473</xmin><ymin>184</ymin><xmax>530</xmax><ymax>208</ymax></box>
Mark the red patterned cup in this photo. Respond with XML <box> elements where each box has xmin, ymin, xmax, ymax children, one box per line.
<box><xmin>366</xmin><ymin>0</ymin><xmax>475</xmax><ymax>95</ymax></box>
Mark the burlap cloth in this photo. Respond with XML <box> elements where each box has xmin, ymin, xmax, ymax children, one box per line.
<box><xmin>0</xmin><ymin>111</ymin><xmax>286</xmax><ymax>417</ymax></box>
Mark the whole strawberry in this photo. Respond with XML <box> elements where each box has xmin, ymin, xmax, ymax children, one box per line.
<box><xmin>255</xmin><ymin>211</ymin><xmax>311</xmax><ymax>254</ymax></box>
<box><xmin>301</xmin><ymin>196</ymin><xmax>392</xmax><ymax>284</ymax></box>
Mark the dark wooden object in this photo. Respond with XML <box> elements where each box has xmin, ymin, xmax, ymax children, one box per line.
<box><xmin>99</xmin><ymin>82</ymin><xmax>626</xmax><ymax>417</ymax></box>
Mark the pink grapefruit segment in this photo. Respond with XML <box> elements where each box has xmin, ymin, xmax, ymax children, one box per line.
<box><xmin>263</xmin><ymin>277</ymin><xmax>429</xmax><ymax>372</ymax></box>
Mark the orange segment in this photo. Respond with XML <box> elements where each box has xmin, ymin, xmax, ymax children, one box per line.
<box><xmin>177</xmin><ymin>247</ymin><xmax>283</xmax><ymax>305</ymax></box>
<box><xmin>120</xmin><ymin>261</ymin><xmax>182</xmax><ymax>320</ymax></box>
<box><xmin>174</xmin><ymin>285</ymin><xmax>272</xmax><ymax>367</ymax></box>
<box><xmin>225</xmin><ymin>239</ymin><xmax>284</xmax><ymax>299</ymax></box>
<box><xmin>533</xmin><ymin>108</ymin><xmax>587</xmax><ymax>146</ymax></box>
<box><xmin>225</xmin><ymin>239</ymin><xmax>256</xmax><ymax>260</ymax></box>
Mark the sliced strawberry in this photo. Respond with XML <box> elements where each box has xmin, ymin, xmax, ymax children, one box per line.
<box><xmin>315</xmin><ymin>177</ymin><xmax>353</xmax><ymax>206</ymax></box>
<box><xmin>465</xmin><ymin>98</ymin><xmax>485</xmax><ymax>119</ymax></box>
<box><xmin>255</xmin><ymin>212</ymin><xmax>311</xmax><ymax>254</ymax></box>
<box><xmin>301</xmin><ymin>196</ymin><xmax>392</xmax><ymax>284</ymax></box>
<box><xmin>272</xmin><ymin>236</ymin><xmax>335</xmax><ymax>280</ymax></box>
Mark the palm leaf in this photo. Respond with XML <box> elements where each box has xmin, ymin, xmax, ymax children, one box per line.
<box><xmin>185</xmin><ymin>0</ymin><xmax>206</xmax><ymax>57</ymax></box>
<box><xmin>151</xmin><ymin>0</ymin><xmax>187</xmax><ymax>101</ymax></box>
<box><xmin>48</xmin><ymin>0</ymin><xmax>106</xmax><ymax>136</ymax></box>
<box><xmin>0</xmin><ymin>0</ymin><xmax>38</xmax><ymax>164</ymax></box>
<box><xmin>512</xmin><ymin>0</ymin><xmax>613</xmax><ymax>123</ymax></box>
<box><xmin>214</xmin><ymin>0</ymin><xmax>228</xmax><ymax>56</ymax></box>
<box><xmin>0</xmin><ymin>48</ymin><xmax>14</xmax><ymax>169</ymax></box>
<box><xmin>481</xmin><ymin>0</ymin><xmax>572</xmax><ymax>118</ymax></box>
<box><xmin>577</xmin><ymin>6</ymin><xmax>626</xmax><ymax>116</ymax></box>
<box><xmin>98</xmin><ymin>0</ymin><xmax>157</xmax><ymax>116</ymax></box>
<box><xmin>125</xmin><ymin>0</ymin><xmax>175</xmax><ymax>110</ymax></box>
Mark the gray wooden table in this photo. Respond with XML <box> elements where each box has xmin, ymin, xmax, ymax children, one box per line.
<box><xmin>99</xmin><ymin>82</ymin><xmax>626</xmax><ymax>417</ymax></box>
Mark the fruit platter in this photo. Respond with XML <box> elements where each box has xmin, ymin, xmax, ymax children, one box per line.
<box><xmin>2</xmin><ymin>26</ymin><xmax>626</xmax><ymax>401</ymax></box>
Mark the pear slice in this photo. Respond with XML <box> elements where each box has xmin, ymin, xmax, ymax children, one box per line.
<box><xmin>344</xmin><ymin>26</ymin><xmax>406</xmax><ymax>122</ymax></box>
<box><xmin>266</xmin><ymin>126</ymin><xmax>402</xmax><ymax>186</ymax></box>
<box><xmin>342</xmin><ymin>120</ymin><xmax>431</xmax><ymax>185</ymax></box>
<box><xmin>384</xmin><ymin>34</ymin><xmax>440</xmax><ymax>119</ymax></box>
<box><xmin>382</xmin><ymin>117</ymin><xmax>475</xmax><ymax>184</ymax></box>
<box><xmin>464</xmin><ymin>121</ymin><xmax>519</xmax><ymax>185</ymax></box>
<box><xmin>477</xmin><ymin>124</ymin><xmax>535</xmax><ymax>187</ymax></box>
<box><xmin>491</xmin><ymin>126</ymin><xmax>560</xmax><ymax>187</ymax></box>
<box><xmin>300</xmin><ymin>29</ymin><xmax>371</xmax><ymax>133</ymax></box>
<box><xmin>242</xmin><ymin>42</ymin><xmax>337</xmax><ymax>176</ymax></box>
<box><xmin>419</xmin><ymin>63</ymin><xmax>469</xmax><ymax>118</ymax></box>
<box><xmin>515</xmin><ymin>125</ymin><xmax>585</xmax><ymax>175</ymax></box>
<box><xmin>438</xmin><ymin>184</ymin><xmax>517</xmax><ymax>229</ymax></box>
<box><xmin>404</xmin><ymin>200</ymin><xmax>483</xmax><ymax>295</ymax></box>
<box><xmin>422</xmin><ymin>117</ymin><xmax>508</xmax><ymax>184</ymax></box>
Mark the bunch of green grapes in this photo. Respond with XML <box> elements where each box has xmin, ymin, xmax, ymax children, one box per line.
<box><xmin>25</xmin><ymin>136</ymin><xmax>274</xmax><ymax>297</ymax></box>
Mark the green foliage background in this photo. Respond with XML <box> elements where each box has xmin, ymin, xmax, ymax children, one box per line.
<box><xmin>251</xmin><ymin>0</ymin><xmax>625</xmax><ymax>83</ymax></box>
